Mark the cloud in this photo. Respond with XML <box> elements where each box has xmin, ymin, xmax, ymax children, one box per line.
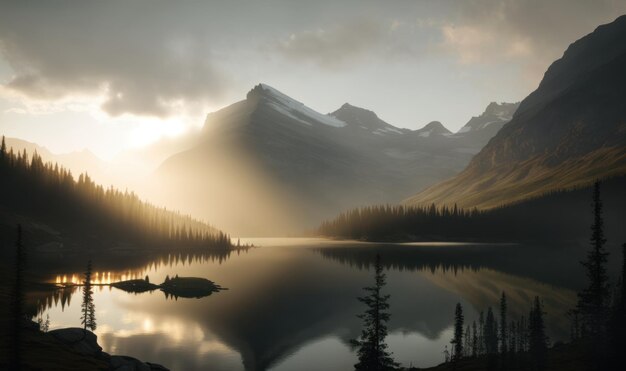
<box><xmin>0</xmin><ymin>1</ymin><xmax>231</xmax><ymax>118</ymax></box>
<box><xmin>440</xmin><ymin>0</ymin><xmax>626</xmax><ymax>83</ymax></box>
<box><xmin>273</xmin><ymin>19</ymin><xmax>390</xmax><ymax>68</ymax></box>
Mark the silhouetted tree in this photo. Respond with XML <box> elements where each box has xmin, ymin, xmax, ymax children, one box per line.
<box><xmin>353</xmin><ymin>254</ymin><xmax>398</xmax><ymax>371</ymax></box>
<box><xmin>0</xmin><ymin>146</ymin><xmax>232</xmax><ymax>252</ymax></box>
<box><xmin>478</xmin><ymin>311</ymin><xmax>485</xmax><ymax>355</ymax></box>
<box><xmin>484</xmin><ymin>308</ymin><xmax>498</xmax><ymax>355</ymax></box>
<box><xmin>0</xmin><ymin>135</ymin><xmax>6</xmax><ymax>160</ymax></box>
<box><xmin>500</xmin><ymin>292</ymin><xmax>508</xmax><ymax>354</ymax></box>
<box><xmin>10</xmin><ymin>225</ymin><xmax>25</xmax><ymax>370</ymax></box>
<box><xmin>608</xmin><ymin>243</ymin><xmax>626</xmax><ymax>363</ymax></box>
<box><xmin>472</xmin><ymin>320</ymin><xmax>478</xmax><ymax>357</ymax></box>
<box><xmin>464</xmin><ymin>324</ymin><xmax>471</xmax><ymax>357</ymax></box>
<box><xmin>451</xmin><ymin>303</ymin><xmax>464</xmax><ymax>362</ymax></box>
<box><xmin>528</xmin><ymin>297</ymin><xmax>548</xmax><ymax>371</ymax></box>
<box><xmin>81</xmin><ymin>260</ymin><xmax>96</xmax><ymax>332</ymax></box>
<box><xmin>577</xmin><ymin>181</ymin><xmax>610</xmax><ymax>338</ymax></box>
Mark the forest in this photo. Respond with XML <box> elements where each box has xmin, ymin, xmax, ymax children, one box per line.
<box><xmin>317</xmin><ymin>177</ymin><xmax>626</xmax><ymax>243</ymax></box>
<box><xmin>0</xmin><ymin>136</ymin><xmax>232</xmax><ymax>251</ymax></box>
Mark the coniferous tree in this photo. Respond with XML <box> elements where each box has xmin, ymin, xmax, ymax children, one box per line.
<box><xmin>451</xmin><ymin>303</ymin><xmax>464</xmax><ymax>362</ymax></box>
<box><xmin>464</xmin><ymin>324</ymin><xmax>471</xmax><ymax>357</ymax></box>
<box><xmin>484</xmin><ymin>308</ymin><xmax>498</xmax><ymax>355</ymax></box>
<box><xmin>608</xmin><ymin>243</ymin><xmax>626</xmax><ymax>362</ymax></box>
<box><xmin>472</xmin><ymin>320</ymin><xmax>478</xmax><ymax>357</ymax></box>
<box><xmin>577</xmin><ymin>181</ymin><xmax>610</xmax><ymax>338</ymax></box>
<box><xmin>500</xmin><ymin>292</ymin><xmax>508</xmax><ymax>354</ymax></box>
<box><xmin>478</xmin><ymin>311</ymin><xmax>485</xmax><ymax>355</ymax></box>
<box><xmin>528</xmin><ymin>297</ymin><xmax>548</xmax><ymax>371</ymax></box>
<box><xmin>353</xmin><ymin>254</ymin><xmax>398</xmax><ymax>371</ymax></box>
<box><xmin>81</xmin><ymin>260</ymin><xmax>97</xmax><ymax>332</ymax></box>
<box><xmin>0</xmin><ymin>135</ymin><xmax>6</xmax><ymax>160</ymax></box>
<box><xmin>10</xmin><ymin>225</ymin><xmax>25</xmax><ymax>370</ymax></box>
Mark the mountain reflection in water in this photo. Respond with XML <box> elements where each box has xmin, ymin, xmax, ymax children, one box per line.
<box><xmin>35</xmin><ymin>239</ymin><xmax>581</xmax><ymax>371</ymax></box>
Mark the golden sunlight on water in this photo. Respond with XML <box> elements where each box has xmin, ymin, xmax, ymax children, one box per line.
<box><xmin>54</xmin><ymin>271</ymin><xmax>124</xmax><ymax>285</ymax></box>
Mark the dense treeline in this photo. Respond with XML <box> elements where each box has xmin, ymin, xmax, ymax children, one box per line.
<box><xmin>317</xmin><ymin>176</ymin><xmax>626</xmax><ymax>242</ymax></box>
<box><xmin>0</xmin><ymin>136</ymin><xmax>231</xmax><ymax>249</ymax></box>
<box><xmin>348</xmin><ymin>182</ymin><xmax>626</xmax><ymax>371</ymax></box>
<box><xmin>443</xmin><ymin>295</ymin><xmax>549</xmax><ymax>370</ymax></box>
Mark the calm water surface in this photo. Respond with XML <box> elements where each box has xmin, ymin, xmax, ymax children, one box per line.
<box><xmin>36</xmin><ymin>238</ymin><xmax>580</xmax><ymax>371</ymax></box>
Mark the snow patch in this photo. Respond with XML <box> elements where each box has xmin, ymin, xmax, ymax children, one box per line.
<box><xmin>259</xmin><ymin>84</ymin><xmax>346</xmax><ymax>128</ymax></box>
<box><xmin>373</xmin><ymin>127</ymin><xmax>404</xmax><ymax>136</ymax></box>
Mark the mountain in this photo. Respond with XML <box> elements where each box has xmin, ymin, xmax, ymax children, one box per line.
<box><xmin>3</xmin><ymin>137</ymin><xmax>107</xmax><ymax>184</ymax></box>
<box><xmin>0</xmin><ymin>146</ymin><xmax>230</xmax><ymax>252</ymax></box>
<box><xmin>151</xmin><ymin>84</ymin><xmax>515</xmax><ymax>235</ymax></box>
<box><xmin>405</xmin><ymin>15</ymin><xmax>626</xmax><ymax>209</ymax></box>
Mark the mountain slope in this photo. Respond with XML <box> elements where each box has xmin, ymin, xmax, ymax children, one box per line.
<box><xmin>151</xmin><ymin>84</ymin><xmax>515</xmax><ymax>235</ymax></box>
<box><xmin>4</xmin><ymin>137</ymin><xmax>106</xmax><ymax>183</ymax></box>
<box><xmin>0</xmin><ymin>144</ymin><xmax>231</xmax><ymax>252</ymax></box>
<box><xmin>405</xmin><ymin>15</ymin><xmax>626</xmax><ymax>209</ymax></box>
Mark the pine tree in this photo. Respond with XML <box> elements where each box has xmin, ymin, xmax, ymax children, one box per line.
<box><xmin>0</xmin><ymin>135</ymin><xmax>6</xmax><ymax>159</ymax></box>
<box><xmin>500</xmin><ymin>292</ymin><xmax>508</xmax><ymax>354</ymax></box>
<box><xmin>464</xmin><ymin>324</ymin><xmax>471</xmax><ymax>357</ymax></box>
<box><xmin>478</xmin><ymin>311</ymin><xmax>485</xmax><ymax>355</ymax></box>
<box><xmin>608</xmin><ymin>243</ymin><xmax>626</xmax><ymax>362</ymax></box>
<box><xmin>81</xmin><ymin>260</ymin><xmax>97</xmax><ymax>332</ymax></box>
<box><xmin>353</xmin><ymin>254</ymin><xmax>398</xmax><ymax>371</ymax></box>
<box><xmin>577</xmin><ymin>181</ymin><xmax>610</xmax><ymax>337</ymax></box>
<box><xmin>472</xmin><ymin>320</ymin><xmax>478</xmax><ymax>357</ymax></box>
<box><xmin>451</xmin><ymin>303</ymin><xmax>464</xmax><ymax>362</ymax></box>
<box><xmin>528</xmin><ymin>297</ymin><xmax>548</xmax><ymax>371</ymax></box>
<box><xmin>11</xmin><ymin>225</ymin><xmax>25</xmax><ymax>370</ymax></box>
<box><xmin>484</xmin><ymin>308</ymin><xmax>498</xmax><ymax>355</ymax></box>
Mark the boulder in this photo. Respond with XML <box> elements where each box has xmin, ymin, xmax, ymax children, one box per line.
<box><xmin>48</xmin><ymin>328</ymin><xmax>103</xmax><ymax>357</ymax></box>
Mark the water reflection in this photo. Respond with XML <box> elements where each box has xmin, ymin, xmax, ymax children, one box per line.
<box><xmin>35</xmin><ymin>240</ymin><xmax>581</xmax><ymax>371</ymax></box>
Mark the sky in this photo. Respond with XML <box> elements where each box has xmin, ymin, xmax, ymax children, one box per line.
<box><xmin>1</xmin><ymin>0</ymin><xmax>625</xmax><ymax>159</ymax></box>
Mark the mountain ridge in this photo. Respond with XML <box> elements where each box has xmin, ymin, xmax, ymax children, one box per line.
<box><xmin>405</xmin><ymin>15</ymin><xmax>626</xmax><ymax>209</ymax></box>
<box><xmin>150</xmin><ymin>84</ymin><xmax>517</xmax><ymax>235</ymax></box>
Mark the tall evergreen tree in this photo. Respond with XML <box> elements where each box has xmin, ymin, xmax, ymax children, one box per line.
<box><xmin>577</xmin><ymin>181</ymin><xmax>610</xmax><ymax>337</ymax></box>
<box><xmin>10</xmin><ymin>225</ymin><xmax>25</xmax><ymax>370</ymax></box>
<box><xmin>528</xmin><ymin>297</ymin><xmax>548</xmax><ymax>371</ymax></box>
<box><xmin>608</xmin><ymin>243</ymin><xmax>626</xmax><ymax>362</ymax></box>
<box><xmin>0</xmin><ymin>135</ymin><xmax>6</xmax><ymax>159</ymax></box>
<box><xmin>484</xmin><ymin>308</ymin><xmax>498</xmax><ymax>355</ymax></box>
<box><xmin>472</xmin><ymin>320</ymin><xmax>478</xmax><ymax>357</ymax></box>
<box><xmin>478</xmin><ymin>311</ymin><xmax>485</xmax><ymax>355</ymax></box>
<box><xmin>81</xmin><ymin>260</ymin><xmax>97</xmax><ymax>332</ymax></box>
<box><xmin>451</xmin><ymin>303</ymin><xmax>464</xmax><ymax>362</ymax></box>
<box><xmin>499</xmin><ymin>292</ymin><xmax>508</xmax><ymax>354</ymax></box>
<box><xmin>353</xmin><ymin>254</ymin><xmax>398</xmax><ymax>371</ymax></box>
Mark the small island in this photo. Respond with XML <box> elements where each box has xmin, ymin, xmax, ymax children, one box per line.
<box><xmin>111</xmin><ymin>275</ymin><xmax>225</xmax><ymax>299</ymax></box>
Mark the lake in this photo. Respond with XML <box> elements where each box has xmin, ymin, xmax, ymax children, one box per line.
<box><xmin>35</xmin><ymin>238</ymin><xmax>583</xmax><ymax>371</ymax></box>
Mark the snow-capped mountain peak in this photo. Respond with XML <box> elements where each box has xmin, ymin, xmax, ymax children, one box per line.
<box><xmin>248</xmin><ymin>83</ymin><xmax>346</xmax><ymax>128</ymax></box>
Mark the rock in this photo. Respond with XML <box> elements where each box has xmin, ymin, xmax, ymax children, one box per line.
<box><xmin>146</xmin><ymin>362</ymin><xmax>170</xmax><ymax>370</ymax></box>
<box><xmin>160</xmin><ymin>276</ymin><xmax>223</xmax><ymax>299</ymax></box>
<box><xmin>48</xmin><ymin>327</ymin><xmax>169</xmax><ymax>370</ymax></box>
<box><xmin>110</xmin><ymin>355</ymin><xmax>151</xmax><ymax>371</ymax></box>
<box><xmin>48</xmin><ymin>328</ymin><xmax>103</xmax><ymax>357</ymax></box>
<box><xmin>112</xmin><ymin>279</ymin><xmax>160</xmax><ymax>293</ymax></box>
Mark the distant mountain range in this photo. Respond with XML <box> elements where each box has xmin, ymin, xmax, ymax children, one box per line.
<box><xmin>4</xmin><ymin>137</ymin><xmax>106</xmax><ymax>182</ymax></box>
<box><xmin>149</xmin><ymin>84</ymin><xmax>517</xmax><ymax>235</ymax></box>
<box><xmin>405</xmin><ymin>15</ymin><xmax>626</xmax><ymax>209</ymax></box>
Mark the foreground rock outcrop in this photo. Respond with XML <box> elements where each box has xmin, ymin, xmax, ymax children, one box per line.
<box><xmin>49</xmin><ymin>328</ymin><xmax>169</xmax><ymax>371</ymax></box>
